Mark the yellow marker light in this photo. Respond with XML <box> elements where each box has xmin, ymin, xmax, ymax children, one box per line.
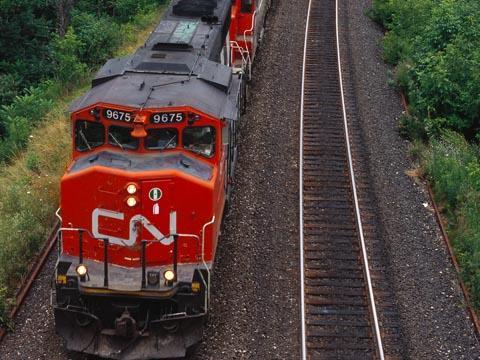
<box><xmin>191</xmin><ymin>282</ymin><xmax>201</xmax><ymax>293</ymax></box>
<box><xmin>126</xmin><ymin>184</ymin><xmax>137</xmax><ymax>195</ymax></box>
<box><xmin>164</xmin><ymin>270</ymin><xmax>175</xmax><ymax>282</ymax></box>
<box><xmin>126</xmin><ymin>196</ymin><xmax>137</xmax><ymax>207</ymax></box>
<box><xmin>57</xmin><ymin>275</ymin><xmax>67</xmax><ymax>285</ymax></box>
<box><xmin>76</xmin><ymin>264</ymin><xmax>88</xmax><ymax>277</ymax></box>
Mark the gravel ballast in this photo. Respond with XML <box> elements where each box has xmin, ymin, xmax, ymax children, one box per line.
<box><xmin>339</xmin><ymin>0</ymin><xmax>480</xmax><ymax>358</ymax></box>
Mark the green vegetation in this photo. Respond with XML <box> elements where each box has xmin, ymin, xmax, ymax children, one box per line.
<box><xmin>0</xmin><ymin>0</ymin><xmax>167</xmax><ymax>326</ymax></box>
<box><xmin>0</xmin><ymin>0</ymin><xmax>166</xmax><ymax>163</ymax></box>
<box><xmin>372</xmin><ymin>0</ymin><xmax>480</xmax><ymax>308</ymax></box>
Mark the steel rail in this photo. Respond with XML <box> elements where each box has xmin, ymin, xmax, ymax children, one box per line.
<box><xmin>299</xmin><ymin>0</ymin><xmax>313</xmax><ymax>357</ymax></box>
<box><xmin>334</xmin><ymin>0</ymin><xmax>385</xmax><ymax>358</ymax></box>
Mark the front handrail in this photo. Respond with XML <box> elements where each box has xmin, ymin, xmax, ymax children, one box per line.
<box><xmin>201</xmin><ymin>217</ymin><xmax>215</xmax><ymax>308</ymax></box>
<box><xmin>56</xmin><ymin>220</ymin><xmax>213</xmax><ymax>275</ymax></box>
<box><xmin>56</xmin><ymin>217</ymin><xmax>215</xmax><ymax>317</ymax></box>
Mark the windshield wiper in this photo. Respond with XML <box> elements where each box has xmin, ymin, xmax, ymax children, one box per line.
<box><xmin>109</xmin><ymin>132</ymin><xmax>124</xmax><ymax>150</ymax></box>
<box><xmin>79</xmin><ymin>129</ymin><xmax>92</xmax><ymax>151</ymax></box>
<box><xmin>159</xmin><ymin>135</ymin><xmax>177</xmax><ymax>150</ymax></box>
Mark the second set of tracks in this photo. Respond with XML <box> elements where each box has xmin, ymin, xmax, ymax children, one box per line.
<box><xmin>300</xmin><ymin>0</ymin><xmax>403</xmax><ymax>359</ymax></box>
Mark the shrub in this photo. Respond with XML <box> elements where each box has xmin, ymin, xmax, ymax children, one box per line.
<box><xmin>0</xmin><ymin>82</ymin><xmax>55</xmax><ymax>124</ymax></box>
<box><xmin>70</xmin><ymin>11</ymin><xmax>122</xmax><ymax>66</ymax></box>
<box><xmin>0</xmin><ymin>0</ymin><xmax>56</xmax><ymax>95</ymax></box>
<box><xmin>114</xmin><ymin>0</ymin><xmax>151</xmax><ymax>22</ymax></box>
<box><xmin>426</xmin><ymin>131</ymin><xmax>474</xmax><ymax>210</ymax></box>
<box><xmin>51</xmin><ymin>29</ymin><xmax>88</xmax><ymax>87</ymax></box>
<box><xmin>398</xmin><ymin>113</ymin><xmax>427</xmax><ymax>140</ymax></box>
<box><xmin>373</xmin><ymin>0</ymin><xmax>480</xmax><ymax>140</ymax></box>
<box><xmin>425</xmin><ymin>131</ymin><xmax>480</xmax><ymax>307</ymax></box>
<box><xmin>0</xmin><ymin>74</ymin><xmax>21</xmax><ymax>108</ymax></box>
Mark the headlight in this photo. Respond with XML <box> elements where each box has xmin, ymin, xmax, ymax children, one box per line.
<box><xmin>126</xmin><ymin>196</ymin><xmax>137</xmax><ymax>207</ymax></box>
<box><xmin>164</xmin><ymin>270</ymin><xmax>175</xmax><ymax>282</ymax></box>
<box><xmin>76</xmin><ymin>264</ymin><xmax>88</xmax><ymax>277</ymax></box>
<box><xmin>126</xmin><ymin>183</ymin><xmax>137</xmax><ymax>195</ymax></box>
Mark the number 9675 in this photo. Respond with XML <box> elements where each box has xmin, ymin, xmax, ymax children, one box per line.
<box><xmin>104</xmin><ymin>109</ymin><xmax>132</xmax><ymax>122</ymax></box>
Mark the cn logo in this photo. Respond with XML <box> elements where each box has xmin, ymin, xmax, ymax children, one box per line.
<box><xmin>92</xmin><ymin>208</ymin><xmax>176</xmax><ymax>247</ymax></box>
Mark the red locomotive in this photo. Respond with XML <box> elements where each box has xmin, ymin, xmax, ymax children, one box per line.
<box><xmin>53</xmin><ymin>1</ymin><xmax>269</xmax><ymax>358</ymax></box>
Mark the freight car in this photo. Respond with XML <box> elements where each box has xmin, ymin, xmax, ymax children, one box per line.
<box><xmin>52</xmin><ymin>0</ymin><xmax>269</xmax><ymax>359</ymax></box>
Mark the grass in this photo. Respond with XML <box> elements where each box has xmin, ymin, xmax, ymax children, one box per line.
<box><xmin>423</xmin><ymin>132</ymin><xmax>480</xmax><ymax>308</ymax></box>
<box><xmin>0</xmin><ymin>6</ymin><xmax>166</xmax><ymax>326</ymax></box>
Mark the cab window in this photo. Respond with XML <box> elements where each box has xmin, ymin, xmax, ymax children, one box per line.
<box><xmin>108</xmin><ymin>125</ymin><xmax>139</xmax><ymax>150</ymax></box>
<box><xmin>75</xmin><ymin>120</ymin><xmax>104</xmax><ymax>152</ymax></box>
<box><xmin>145</xmin><ymin>128</ymin><xmax>178</xmax><ymax>150</ymax></box>
<box><xmin>183</xmin><ymin>126</ymin><xmax>216</xmax><ymax>158</ymax></box>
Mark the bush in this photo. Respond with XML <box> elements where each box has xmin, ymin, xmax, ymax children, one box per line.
<box><xmin>373</xmin><ymin>0</ymin><xmax>480</xmax><ymax>139</ymax></box>
<box><xmin>0</xmin><ymin>74</ymin><xmax>22</xmax><ymax>108</ymax></box>
<box><xmin>0</xmin><ymin>82</ymin><xmax>55</xmax><ymax>124</ymax></box>
<box><xmin>0</xmin><ymin>82</ymin><xmax>56</xmax><ymax>161</ymax></box>
<box><xmin>0</xmin><ymin>0</ymin><xmax>56</xmax><ymax>94</ymax></box>
<box><xmin>51</xmin><ymin>29</ymin><xmax>88</xmax><ymax>87</ymax></box>
<box><xmin>426</xmin><ymin>132</ymin><xmax>474</xmax><ymax>210</ymax></box>
<box><xmin>70</xmin><ymin>11</ymin><xmax>122</xmax><ymax>66</ymax></box>
<box><xmin>114</xmin><ymin>0</ymin><xmax>154</xmax><ymax>22</ymax></box>
<box><xmin>425</xmin><ymin>131</ymin><xmax>480</xmax><ymax>307</ymax></box>
<box><xmin>398</xmin><ymin>113</ymin><xmax>427</xmax><ymax>141</ymax></box>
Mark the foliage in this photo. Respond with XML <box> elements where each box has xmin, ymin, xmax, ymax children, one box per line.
<box><xmin>0</xmin><ymin>0</ymin><xmax>165</xmax><ymax>161</ymax></box>
<box><xmin>51</xmin><ymin>29</ymin><xmax>88</xmax><ymax>87</ymax></box>
<box><xmin>425</xmin><ymin>132</ymin><xmax>480</xmax><ymax>308</ymax></box>
<box><xmin>70</xmin><ymin>10</ymin><xmax>122</xmax><ymax>65</ymax></box>
<box><xmin>0</xmin><ymin>0</ymin><xmax>56</xmax><ymax>92</ymax></box>
<box><xmin>372</xmin><ymin>0</ymin><xmax>480</xmax><ymax>137</ymax></box>
<box><xmin>373</xmin><ymin>0</ymin><xmax>480</xmax><ymax>308</ymax></box>
<box><xmin>0</xmin><ymin>82</ymin><xmax>56</xmax><ymax>161</ymax></box>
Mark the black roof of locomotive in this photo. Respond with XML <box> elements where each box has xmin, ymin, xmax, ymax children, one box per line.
<box><xmin>70</xmin><ymin>0</ymin><xmax>240</xmax><ymax>120</ymax></box>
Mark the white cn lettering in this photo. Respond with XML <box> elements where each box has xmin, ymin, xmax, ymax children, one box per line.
<box><xmin>92</xmin><ymin>208</ymin><xmax>177</xmax><ymax>247</ymax></box>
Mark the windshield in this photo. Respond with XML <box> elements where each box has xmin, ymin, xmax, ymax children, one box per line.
<box><xmin>75</xmin><ymin>120</ymin><xmax>104</xmax><ymax>152</ymax></box>
<box><xmin>108</xmin><ymin>125</ymin><xmax>139</xmax><ymax>150</ymax></box>
<box><xmin>183</xmin><ymin>126</ymin><xmax>216</xmax><ymax>158</ymax></box>
<box><xmin>145</xmin><ymin>128</ymin><xmax>178</xmax><ymax>150</ymax></box>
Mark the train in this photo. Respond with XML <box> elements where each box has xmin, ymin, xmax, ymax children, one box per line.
<box><xmin>52</xmin><ymin>0</ymin><xmax>269</xmax><ymax>359</ymax></box>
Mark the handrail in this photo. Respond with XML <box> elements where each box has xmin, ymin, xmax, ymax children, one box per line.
<box><xmin>56</xmin><ymin>219</ymin><xmax>215</xmax><ymax>319</ymax></box>
<box><xmin>230</xmin><ymin>40</ymin><xmax>248</xmax><ymax>71</ymax></box>
<box><xmin>230</xmin><ymin>0</ymin><xmax>266</xmax><ymax>75</ymax></box>
<box><xmin>57</xmin><ymin>225</ymin><xmax>209</xmax><ymax>286</ymax></box>
<box><xmin>55</xmin><ymin>207</ymin><xmax>62</xmax><ymax>222</ymax></box>
<box><xmin>242</xmin><ymin>0</ymin><xmax>266</xmax><ymax>75</ymax></box>
<box><xmin>201</xmin><ymin>216</ymin><xmax>215</xmax><ymax>308</ymax></box>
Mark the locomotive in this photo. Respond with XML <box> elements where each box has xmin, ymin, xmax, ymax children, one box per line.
<box><xmin>53</xmin><ymin>0</ymin><xmax>269</xmax><ymax>358</ymax></box>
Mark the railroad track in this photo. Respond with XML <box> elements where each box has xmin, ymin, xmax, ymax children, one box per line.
<box><xmin>300</xmin><ymin>0</ymin><xmax>396</xmax><ymax>358</ymax></box>
<box><xmin>0</xmin><ymin>222</ymin><xmax>59</xmax><ymax>343</ymax></box>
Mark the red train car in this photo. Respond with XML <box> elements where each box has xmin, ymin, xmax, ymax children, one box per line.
<box><xmin>53</xmin><ymin>0</ymin><xmax>269</xmax><ymax>359</ymax></box>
